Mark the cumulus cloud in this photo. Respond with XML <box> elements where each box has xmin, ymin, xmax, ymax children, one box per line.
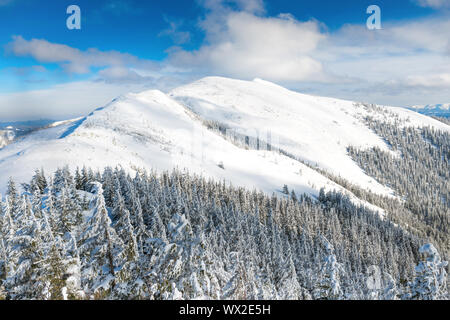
<box><xmin>166</xmin><ymin>0</ymin><xmax>332</xmax><ymax>82</ymax></box>
<box><xmin>4</xmin><ymin>0</ymin><xmax>450</xmax><ymax>120</ymax></box>
<box><xmin>328</xmin><ymin>18</ymin><xmax>450</xmax><ymax>55</ymax></box>
<box><xmin>5</xmin><ymin>36</ymin><xmax>160</xmax><ymax>75</ymax></box>
<box><xmin>169</xmin><ymin>11</ymin><xmax>328</xmax><ymax>82</ymax></box>
<box><xmin>405</xmin><ymin>73</ymin><xmax>450</xmax><ymax>88</ymax></box>
<box><xmin>310</xmin><ymin>16</ymin><xmax>450</xmax><ymax>103</ymax></box>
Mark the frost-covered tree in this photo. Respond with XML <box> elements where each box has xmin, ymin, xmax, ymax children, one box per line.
<box><xmin>0</xmin><ymin>165</ymin><xmax>447</xmax><ymax>300</ymax></box>
<box><xmin>6</xmin><ymin>178</ymin><xmax>19</xmax><ymax>219</ymax></box>
<box><xmin>78</xmin><ymin>182</ymin><xmax>124</xmax><ymax>298</ymax></box>
<box><xmin>410</xmin><ymin>244</ymin><xmax>448</xmax><ymax>300</ymax></box>
<box><xmin>6</xmin><ymin>196</ymin><xmax>48</xmax><ymax>299</ymax></box>
<box><xmin>62</xmin><ymin>234</ymin><xmax>83</xmax><ymax>300</ymax></box>
<box><xmin>316</xmin><ymin>237</ymin><xmax>345</xmax><ymax>300</ymax></box>
<box><xmin>383</xmin><ymin>273</ymin><xmax>399</xmax><ymax>300</ymax></box>
<box><xmin>55</xmin><ymin>187</ymin><xmax>82</xmax><ymax>235</ymax></box>
<box><xmin>222</xmin><ymin>252</ymin><xmax>248</xmax><ymax>300</ymax></box>
<box><xmin>23</xmin><ymin>168</ymin><xmax>47</xmax><ymax>194</ymax></box>
<box><xmin>112</xmin><ymin>190</ymin><xmax>138</xmax><ymax>263</ymax></box>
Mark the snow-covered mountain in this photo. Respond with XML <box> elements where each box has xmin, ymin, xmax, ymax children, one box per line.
<box><xmin>406</xmin><ymin>103</ymin><xmax>450</xmax><ymax>118</ymax></box>
<box><xmin>0</xmin><ymin>77</ymin><xmax>448</xmax><ymax>205</ymax></box>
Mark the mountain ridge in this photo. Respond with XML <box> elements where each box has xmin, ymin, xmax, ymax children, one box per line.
<box><xmin>0</xmin><ymin>77</ymin><xmax>448</xmax><ymax>212</ymax></box>
<box><xmin>406</xmin><ymin>103</ymin><xmax>450</xmax><ymax>118</ymax></box>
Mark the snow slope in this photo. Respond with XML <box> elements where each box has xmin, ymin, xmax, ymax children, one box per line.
<box><xmin>170</xmin><ymin>77</ymin><xmax>449</xmax><ymax>194</ymax></box>
<box><xmin>0</xmin><ymin>77</ymin><xmax>448</xmax><ymax>213</ymax></box>
<box><xmin>0</xmin><ymin>89</ymin><xmax>351</xmax><ymax>203</ymax></box>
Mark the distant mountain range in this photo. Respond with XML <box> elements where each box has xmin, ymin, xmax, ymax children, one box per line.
<box><xmin>0</xmin><ymin>119</ymin><xmax>55</xmax><ymax>148</ymax></box>
<box><xmin>405</xmin><ymin>103</ymin><xmax>450</xmax><ymax>118</ymax></box>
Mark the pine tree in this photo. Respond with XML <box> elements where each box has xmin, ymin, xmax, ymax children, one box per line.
<box><xmin>25</xmin><ymin>168</ymin><xmax>47</xmax><ymax>194</ymax></box>
<box><xmin>410</xmin><ymin>244</ymin><xmax>448</xmax><ymax>300</ymax></box>
<box><xmin>44</xmin><ymin>236</ymin><xmax>67</xmax><ymax>300</ymax></box>
<box><xmin>63</xmin><ymin>234</ymin><xmax>83</xmax><ymax>300</ymax></box>
<box><xmin>222</xmin><ymin>252</ymin><xmax>248</xmax><ymax>300</ymax></box>
<box><xmin>383</xmin><ymin>272</ymin><xmax>399</xmax><ymax>300</ymax></box>
<box><xmin>113</xmin><ymin>190</ymin><xmax>138</xmax><ymax>262</ymax></box>
<box><xmin>78</xmin><ymin>182</ymin><xmax>124</xmax><ymax>298</ymax></box>
<box><xmin>0</xmin><ymin>197</ymin><xmax>15</xmax><ymax>287</ymax></box>
<box><xmin>6</xmin><ymin>178</ymin><xmax>19</xmax><ymax>219</ymax></box>
<box><xmin>0</xmin><ymin>165</ymin><xmax>445</xmax><ymax>300</ymax></box>
<box><xmin>7</xmin><ymin>196</ymin><xmax>48</xmax><ymax>299</ymax></box>
<box><xmin>316</xmin><ymin>237</ymin><xmax>345</xmax><ymax>300</ymax></box>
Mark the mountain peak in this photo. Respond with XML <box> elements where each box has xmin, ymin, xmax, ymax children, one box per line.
<box><xmin>0</xmin><ymin>76</ymin><xmax>448</xmax><ymax>202</ymax></box>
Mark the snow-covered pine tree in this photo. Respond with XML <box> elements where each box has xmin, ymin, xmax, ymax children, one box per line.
<box><xmin>316</xmin><ymin>237</ymin><xmax>345</xmax><ymax>300</ymax></box>
<box><xmin>112</xmin><ymin>190</ymin><xmax>138</xmax><ymax>262</ymax></box>
<box><xmin>410</xmin><ymin>243</ymin><xmax>448</xmax><ymax>300</ymax></box>
<box><xmin>55</xmin><ymin>186</ymin><xmax>83</xmax><ymax>235</ymax></box>
<box><xmin>0</xmin><ymin>165</ymin><xmax>446</xmax><ymax>300</ymax></box>
<box><xmin>6</xmin><ymin>196</ymin><xmax>48</xmax><ymax>299</ymax></box>
<box><xmin>111</xmin><ymin>189</ymin><xmax>148</xmax><ymax>299</ymax></box>
<box><xmin>383</xmin><ymin>272</ymin><xmax>399</xmax><ymax>300</ymax></box>
<box><xmin>6</xmin><ymin>178</ymin><xmax>19</xmax><ymax>220</ymax></box>
<box><xmin>25</xmin><ymin>168</ymin><xmax>47</xmax><ymax>194</ymax></box>
<box><xmin>0</xmin><ymin>196</ymin><xmax>15</xmax><ymax>287</ymax></box>
<box><xmin>78</xmin><ymin>182</ymin><xmax>125</xmax><ymax>299</ymax></box>
<box><xmin>62</xmin><ymin>234</ymin><xmax>83</xmax><ymax>300</ymax></box>
<box><xmin>44</xmin><ymin>178</ymin><xmax>59</xmax><ymax>234</ymax></box>
<box><xmin>43</xmin><ymin>235</ymin><xmax>67</xmax><ymax>300</ymax></box>
<box><xmin>222</xmin><ymin>252</ymin><xmax>248</xmax><ymax>300</ymax></box>
<box><xmin>277</xmin><ymin>242</ymin><xmax>303</xmax><ymax>300</ymax></box>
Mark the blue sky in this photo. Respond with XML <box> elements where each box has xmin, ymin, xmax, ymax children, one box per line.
<box><xmin>0</xmin><ymin>0</ymin><xmax>449</xmax><ymax>120</ymax></box>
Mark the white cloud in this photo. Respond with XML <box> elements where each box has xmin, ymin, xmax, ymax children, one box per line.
<box><xmin>167</xmin><ymin>0</ymin><xmax>331</xmax><ymax>82</ymax></box>
<box><xmin>406</xmin><ymin>73</ymin><xmax>450</xmax><ymax>88</ymax></box>
<box><xmin>414</xmin><ymin>0</ymin><xmax>450</xmax><ymax>9</ymax></box>
<box><xmin>169</xmin><ymin>12</ymin><xmax>327</xmax><ymax>82</ymax></box>
<box><xmin>328</xmin><ymin>18</ymin><xmax>450</xmax><ymax>55</ymax></box>
<box><xmin>4</xmin><ymin>0</ymin><xmax>450</xmax><ymax>120</ymax></box>
<box><xmin>5</xmin><ymin>36</ymin><xmax>160</xmax><ymax>75</ymax></box>
<box><xmin>307</xmin><ymin>16</ymin><xmax>450</xmax><ymax>104</ymax></box>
